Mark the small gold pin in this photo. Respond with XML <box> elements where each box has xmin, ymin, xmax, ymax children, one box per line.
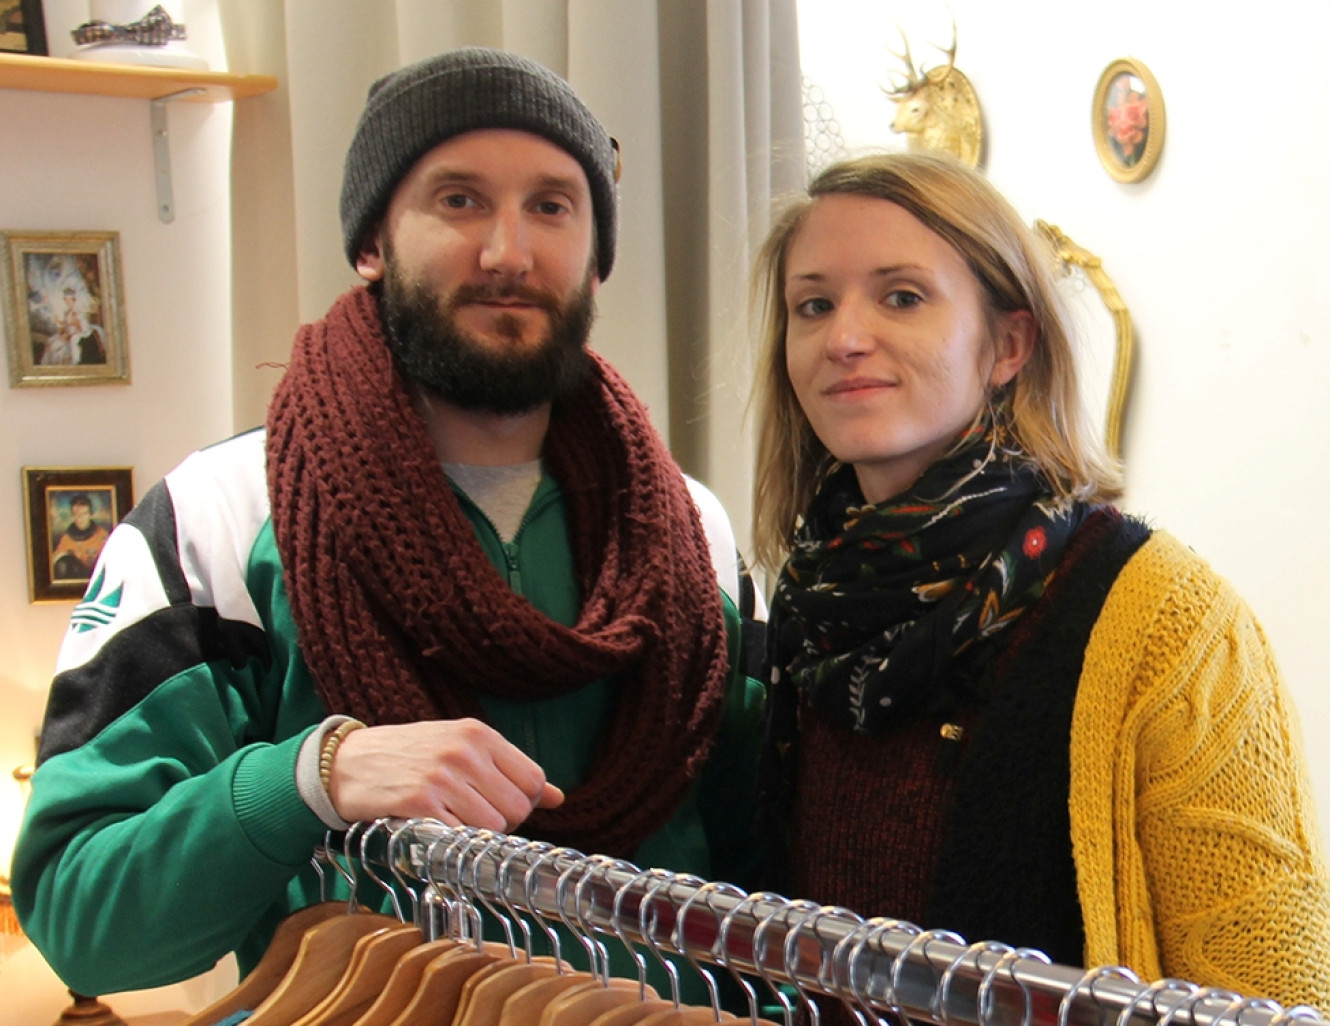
<box><xmin>939</xmin><ymin>723</ymin><xmax>964</xmax><ymax>743</ymax></box>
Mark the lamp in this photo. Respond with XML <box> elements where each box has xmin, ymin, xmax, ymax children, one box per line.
<box><xmin>2</xmin><ymin>763</ymin><xmax>126</xmax><ymax>1026</ymax></box>
<box><xmin>0</xmin><ymin>763</ymin><xmax>31</xmax><ymax>937</ymax></box>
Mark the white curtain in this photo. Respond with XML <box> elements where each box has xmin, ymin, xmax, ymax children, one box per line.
<box><xmin>218</xmin><ymin>0</ymin><xmax>804</xmax><ymax>558</ymax></box>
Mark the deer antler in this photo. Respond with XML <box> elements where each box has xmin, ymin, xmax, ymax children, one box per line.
<box><xmin>936</xmin><ymin>18</ymin><xmax>958</xmax><ymax>78</ymax></box>
<box><xmin>884</xmin><ymin>24</ymin><xmax>924</xmax><ymax>96</ymax></box>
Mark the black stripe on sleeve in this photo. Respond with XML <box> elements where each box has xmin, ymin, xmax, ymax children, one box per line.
<box><xmin>37</xmin><ymin>605</ymin><xmax>272</xmax><ymax>764</ymax></box>
<box><xmin>121</xmin><ymin>480</ymin><xmax>192</xmax><ymax>606</ymax></box>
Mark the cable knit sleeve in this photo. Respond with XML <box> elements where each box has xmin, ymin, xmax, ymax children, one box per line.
<box><xmin>1072</xmin><ymin>530</ymin><xmax>1330</xmax><ymax>1013</ymax></box>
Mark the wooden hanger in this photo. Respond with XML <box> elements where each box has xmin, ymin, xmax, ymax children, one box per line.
<box><xmin>239</xmin><ymin>909</ymin><xmax>400</xmax><ymax>1026</ymax></box>
<box><xmin>494</xmin><ymin>970</ymin><xmax>597</xmax><ymax>1026</ymax></box>
<box><xmin>382</xmin><ymin>940</ymin><xmax>518</xmax><ymax>1026</ymax></box>
<box><xmin>538</xmin><ymin>976</ymin><xmax>660</xmax><ymax>1026</ymax></box>
<box><xmin>583</xmin><ymin>998</ymin><xmax>680</xmax><ymax>1026</ymax></box>
<box><xmin>174</xmin><ymin>901</ymin><xmax>354</xmax><ymax>1026</ymax></box>
<box><xmin>287</xmin><ymin>921</ymin><xmax>423</xmax><ymax>1026</ymax></box>
<box><xmin>448</xmin><ymin>953</ymin><xmax>566</xmax><ymax>1026</ymax></box>
<box><xmin>633</xmin><ymin>1006</ymin><xmax>737</xmax><ymax>1026</ymax></box>
<box><xmin>342</xmin><ymin>937</ymin><xmax>457</xmax><ymax>1026</ymax></box>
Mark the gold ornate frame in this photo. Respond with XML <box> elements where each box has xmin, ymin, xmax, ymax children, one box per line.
<box><xmin>22</xmin><ymin>465</ymin><xmax>134</xmax><ymax>602</ymax></box>
<box><xmin>2</xmin><ymin>229</ymin><xmax>130</xmax><ymax>387</ymax></box>
<box><xmin>0</xmin><ymin>0</ymin><xmax>48</xmax><ymax>55</ymax></box>
<box><xmin>1092</xmin><ymin>58</ymin><xmax>1165</xmax><ymax>184</ymax></box>
<box><xmin>1035</xmin><ymin>221</ymin><xmax>1133</xmax><ymax>460</ymax></box>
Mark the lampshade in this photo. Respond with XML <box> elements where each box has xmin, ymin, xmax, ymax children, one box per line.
<box><xmin>0</xmin><ymin>764</ymin><xmax>33</xmax><ymax>938</ymax></box>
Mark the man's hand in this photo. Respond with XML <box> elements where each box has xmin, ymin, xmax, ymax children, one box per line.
<box><xmin>327</xmin><ymin>718</ymin><xmax>564</xmax><ymax>830</ymax></box>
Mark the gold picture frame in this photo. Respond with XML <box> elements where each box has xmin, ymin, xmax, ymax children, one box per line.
<box><xmin>22</xmin><ymin>466</ymin><xmax>134</xmax><ymax>603</ymax></box>
<box><xmin>2</xmin><ymin>230</ymin><xmax>131</xmax><ymax>387</ymax></box>
<box><xmin>1092</xmin><ymin>58</ymin><xmax>1165</xmax><ymax>184</ymax></box>
<box><xmin>0</xmin><ymin>0</ymin><xmax>48</xmax><ymax>56</ymax></box>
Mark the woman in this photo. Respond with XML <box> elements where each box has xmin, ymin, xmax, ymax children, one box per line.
<box><xmin>750</xmin><ymin>152</ymin><xmax>1330</xmax><ymax>1012</ymax></box>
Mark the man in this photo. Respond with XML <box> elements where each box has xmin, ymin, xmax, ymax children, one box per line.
<box><xmin>12</xmin><ymin>47</ymin><xmax>762</xmax><ymax>999</ymax></box>
<box><xmin>50</xmin><ymin>493</ymin><xmax>109</xmax><ymax>581</ymax></box>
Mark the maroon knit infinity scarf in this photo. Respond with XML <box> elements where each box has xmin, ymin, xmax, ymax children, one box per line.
<box><xmin>266</xmin><ymin>287</ymin><xmax>730</xmax><ymax>856</ymax></box>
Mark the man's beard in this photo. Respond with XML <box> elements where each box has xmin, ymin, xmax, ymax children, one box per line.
<box><xmin>378</xmin><ymin>250</ymin><xmax>596</xmax><ymax>415</ymax></box>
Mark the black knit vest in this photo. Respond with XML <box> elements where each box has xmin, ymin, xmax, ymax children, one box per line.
<box><xmin>925</xmin><ymin>509</ymin><xmax>1152</xmax><ymax>963</ymax></box>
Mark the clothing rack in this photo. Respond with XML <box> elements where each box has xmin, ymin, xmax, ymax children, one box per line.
<box><xmin>350</xmin><ymin>819</ymin><xmax>1323</xmax><ymax>1026</ymax></box>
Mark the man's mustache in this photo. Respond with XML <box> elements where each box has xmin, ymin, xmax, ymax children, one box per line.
<box><xmin>448</xmin><ymin>282</ymin><xmax>561</xmax><ymax>313</ymax></box>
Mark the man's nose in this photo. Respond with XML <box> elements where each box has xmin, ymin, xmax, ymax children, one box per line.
<box><xmin>478</xmin><ymin>208</ymin><xmax>534</xmax><ymax>276</ymax></box>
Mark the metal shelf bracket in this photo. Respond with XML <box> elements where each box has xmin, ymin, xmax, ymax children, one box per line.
<box><xmin>150</xmin><ymin>87</ymin><xmax>205</xmax><ymax>223</ymax></box>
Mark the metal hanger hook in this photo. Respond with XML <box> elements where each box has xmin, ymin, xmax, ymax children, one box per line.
<box><xmin>976</xmin><ymin>946</ymin><xmax>1051</xmax><ymax>1026</ymax></box>
<box><xmin>357</xmin><ymin>818</ymin><xmax>404</xmax><ymax>921</ymax></box>
<box><xmin>836</xmin><ymin>916</ymin><xmax>914</xmax><ymax>1026</ymax></box>
<box><xmin>521</xmin><ymin>842</ymin><xmax>577</xmax><ymax>966</ymax></box>
<box><xmin>1057</xmin><ymin>966</ymin><xmax>1144</xmax><ymax>1026</ymax></box>
<box><xmin>886</xmin><ymin>928</ymin><xmax>965</xmax><ymax>1021</ymax></box>
<box><xmin>668</xmin><ymin>874</ymin><xmax>725</xmax><ymax>1018</ymax></box>
<box><xmin>386</xmin><ymin>817</ymin><xmax>428</xmax><ymax>924</ymax></box>
<box><xmin>933</xmin><ymin>941</ymin><xmax>1014</xmax><ymax>1026</ymax></box>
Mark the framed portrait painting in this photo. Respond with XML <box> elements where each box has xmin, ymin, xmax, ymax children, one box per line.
<box><xmin>1092</xmin><ymin>58</ymin><xmax>1165</xmax><ymax>183</ymax></box>
<box><xmin>0</xmin><ymin>0</ymin><xmax>47</xmax><ymax>56</ymax></box>
<box><xmin>2</xmin><ymin>230</ymin><xmax>130</xmax><ymax>387</ymax></box>
<box><xmin>23</xmin><ymin>466</ymin><xmax>133</xmax><ymax>602</ymax></box>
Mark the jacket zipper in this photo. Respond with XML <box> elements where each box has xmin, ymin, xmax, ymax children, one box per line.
<box><xmin>454</xmin><ymin>477</ymin><xmax>557</xmax><ymax>595</ymax></box>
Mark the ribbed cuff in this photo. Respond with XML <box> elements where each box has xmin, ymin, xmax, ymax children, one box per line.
<box><xmin>232</xmin><ymin>731</ymin><xmax>328</xmax><ymax>863</ymax></box>
<box><xmin>296</xmin><ymin>715</ymin><xmax>358</xmax><ymax>830</ymax></box>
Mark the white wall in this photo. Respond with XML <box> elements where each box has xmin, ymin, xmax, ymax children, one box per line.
<box><xmin>799</xmin><ymin>0</ymin><xmax>1330</xmax><ymax>826</ymax></box>
<box><xmin>0</xmin><ymin>4</ymin><xmax>240</xmax><ymax>1021</ymax></box>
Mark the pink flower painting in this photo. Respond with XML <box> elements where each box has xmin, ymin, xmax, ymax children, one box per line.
<box><xmin>1106</xmin><ymin>73</ymin><xmax>1149</xmax><ymax>166</ymax></box>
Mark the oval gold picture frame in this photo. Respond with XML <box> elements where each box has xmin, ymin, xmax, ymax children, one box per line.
<box><xmin>1092</xmin><ymin>58</ymin><xmax>1165</xmax><ymax>184</ymax></box>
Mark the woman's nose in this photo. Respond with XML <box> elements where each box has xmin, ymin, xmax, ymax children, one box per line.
<box><xmin>824</xmin><ymin>296</ymin><xmax>876</xmax><ymax>359</ymax></box>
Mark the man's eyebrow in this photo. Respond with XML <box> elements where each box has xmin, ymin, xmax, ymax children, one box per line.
<box><xmin>531</xmin><ymin>173</ymin><xmax>588</xmax><ymax>195</ymax></box>
<box><xmin>418</xmin><ymin>167</ymin><xmax>588</xmax><ymax>197</ymax></box>
<box><xmin>419</xmin><ymin>167</ymin><xmax>482</xmax><ymax>187</ymax></box>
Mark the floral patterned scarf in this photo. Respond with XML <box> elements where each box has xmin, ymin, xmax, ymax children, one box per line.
<box><xmin>769</xmin><ymin>424</ymin><xmax>1091</xmax><ymax>735</ymax></box>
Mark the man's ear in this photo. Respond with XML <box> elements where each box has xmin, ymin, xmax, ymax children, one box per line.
<box><xmin>354</xmin><ymin>229</ymin><xmax>386</xmax><ymax>282</ymax></box>
<box><xmin>990</xmin><ymin>308</ymin><xmax>1036</xmax><ymax>388</ymax></box>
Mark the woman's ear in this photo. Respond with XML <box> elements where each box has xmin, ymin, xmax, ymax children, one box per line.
<box><xmin>990</xmin><ymin>309</ymin><xmax>1037</xmax><ymax>388</ymax></box>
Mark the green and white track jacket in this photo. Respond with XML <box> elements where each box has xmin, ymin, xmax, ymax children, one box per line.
<box><xmin>11</xmin><ymin>428</ymin><xmax>764</xmax><ymax>997</ymax></box>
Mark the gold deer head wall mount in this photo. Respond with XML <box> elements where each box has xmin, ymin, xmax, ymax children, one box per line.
<box><xmin>884</xmin><ymin>24</ymin><xmax>984</xmax><ymax>168</ymax></box>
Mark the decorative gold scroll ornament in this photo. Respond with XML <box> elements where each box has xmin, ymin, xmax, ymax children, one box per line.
<box><xmin>1035</xmin><ymin>220</ymin><xmax>1133</xmax><ymax>460</ymax></box>
<box><xmin>884</xmin><ymin>26</ymin><xmax>983</xmax><ymax>167</ymax></box>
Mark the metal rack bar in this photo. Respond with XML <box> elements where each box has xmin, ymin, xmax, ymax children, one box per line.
<box><xmin>368</xmin><ymin>821</ymin><xmax>1321</xmax><ymax>1026</ymax></box>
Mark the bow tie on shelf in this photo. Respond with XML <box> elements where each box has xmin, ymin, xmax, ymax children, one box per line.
<box><xmin>72</xmin><ymin>5</ymin><xmax>187</xmax><ymax>47</ymax></box>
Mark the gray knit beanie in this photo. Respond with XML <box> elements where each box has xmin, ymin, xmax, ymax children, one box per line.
<box><xmin>340</xmin><ymin>47</ymin><xmax>619</xmax><ymax>280</ymax></box>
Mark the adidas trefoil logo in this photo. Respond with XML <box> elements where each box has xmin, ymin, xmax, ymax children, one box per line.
<box><xmin>70</xmin><ymin>568</ymin><xmax>124</xmax><ymax>634</ymax></box>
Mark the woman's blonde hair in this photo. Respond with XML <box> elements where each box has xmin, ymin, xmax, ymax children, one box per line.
<box><xmin>750</xmin><ymin>152</ymin><xmax>1123</xmax><ymax>574</ymax></box>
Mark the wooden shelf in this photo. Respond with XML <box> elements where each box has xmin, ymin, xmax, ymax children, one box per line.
<box><xmin>0</xmin><ymin>51</ymin><xmax>276</xmax><ymax>102</ymax></box>
<box><xmin>0</xmin><ymin>52</ymin><xmax>277</xmax><ymax>223</ymax></box>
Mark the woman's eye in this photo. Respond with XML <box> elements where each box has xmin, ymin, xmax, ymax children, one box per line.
<box><xmin>442</xmin><ymin>193</ymin><xmax>475</xmax><ymax>209</ymax></box>
<box><xmin>886</xmin><ymin>290</ymin><xmax>922</xmax><ymax>308</ymax></box>
<box><xmin>794</xmin><ymin>297</ymin><xmax>833</xmax><ymax>317</ymax></box>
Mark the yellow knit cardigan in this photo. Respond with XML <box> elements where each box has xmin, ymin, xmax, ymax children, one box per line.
<box><xmin>1072</xmin><ymin>530</ymin><xmax>1330</xmax><ymax>1012</ymax></box>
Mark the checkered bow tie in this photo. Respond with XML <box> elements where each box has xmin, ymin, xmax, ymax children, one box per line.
<box><xmin>72</xmin><ymin>5</ymin><xmax>187</xmax><ymax>47</ymax></box>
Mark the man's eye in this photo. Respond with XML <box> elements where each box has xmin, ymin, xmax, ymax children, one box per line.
<box><xmin>442</xmin><ymin>194</ymin><xmax>474</xmax><ymax>209</ymax></box>
<box><xmin>537</xmin><ymin>201</ymin><xmax>568</xmax><ymax>216</ymax></box>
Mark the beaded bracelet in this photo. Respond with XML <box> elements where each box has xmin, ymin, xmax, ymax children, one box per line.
<box><xmin>319</xmin><ymin>718</ymin><xmax>366</xmax><ymax>793</ymax></box>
